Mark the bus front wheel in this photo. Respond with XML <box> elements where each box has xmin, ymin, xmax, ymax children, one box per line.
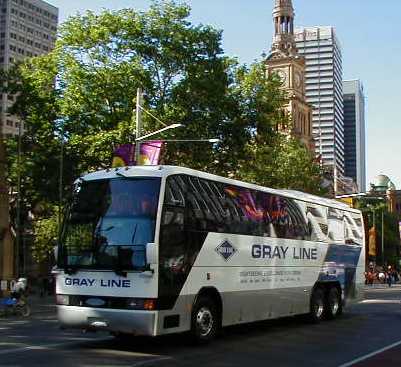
<box><xmin>190</xmin><ymin>296</ymin><xmax>218</xmax><ymax>344</ymax></box>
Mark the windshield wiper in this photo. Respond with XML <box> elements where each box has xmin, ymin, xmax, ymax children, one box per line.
<box><xmin>113</xmin><ymin>246</ymin><xmax>128</xmax><ymax>278</ymax></box>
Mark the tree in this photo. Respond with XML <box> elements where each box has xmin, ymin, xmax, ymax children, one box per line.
<box><xmin>31</xmin><ymin>207</ymin><xmax>59</xmax><ymax>263</ymax></box>
<box><xmin>2</xmin><ymin>1</ymin><xmax>324</xmax><ymax>263</ymax></box>
<box><xmin>220</xmin><ymin>62</ymin><xmax>324</xmax><ymax>194</ymax></box>
<box><xmin>357</xmin><ymin>199</ymin><xmax>400</xmax><ymax>267</ymax></box>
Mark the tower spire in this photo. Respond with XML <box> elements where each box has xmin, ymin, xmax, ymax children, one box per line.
<box><xmin>270</xmin><ymin>0</ymin><xmax>298</xmax><ymax>59</ymax></box>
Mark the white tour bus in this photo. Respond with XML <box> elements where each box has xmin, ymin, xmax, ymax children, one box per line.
<box><xmin>55</xmin><ymin>165</ymin><xmax>365</xmax><ymax>342</ymax></box>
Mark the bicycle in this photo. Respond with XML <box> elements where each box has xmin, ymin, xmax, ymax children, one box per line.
<box><xmin>0</xmin><ymin>295</ymin><xmax>31</xmax><ymax>317</ymax></box>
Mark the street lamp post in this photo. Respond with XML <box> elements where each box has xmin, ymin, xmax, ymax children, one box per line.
<box><xmin>16</xmin><ymin>118</ymin><xmax>22</xmax><ymax>276</ymax></box>
<box><xmin>381</xmin><ymin>210</ymin><xmax>385</xmax><ymax>267</ymax></box>
<box><xmin>132</xmin><ymin>88</ymin><xmax>219</xmax><ymax>164</ymax></box>
<box><xmin>133</xmin><ymin>88</ymin><xmax>184</xmax><ymax>164</ymax></box>
<box><xmin>58</xmin><ymin>119</ymin><xmax>64</xmax><ymax>231</ymax></box>
<box><xmin>135</xmin><ymin>88</ymin><xmax>143</xmax><ymax>165</ymax></box>
<box><xmin>143</xmin><ymin>139</ymin><xmax>219</xmax><ymax>143</ymax></box>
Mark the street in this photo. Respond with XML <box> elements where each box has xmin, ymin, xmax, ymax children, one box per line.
<box><xmin>0</xmin><ymin>286</ymin><xmax>400</xmax><ymax>367</ymax></box>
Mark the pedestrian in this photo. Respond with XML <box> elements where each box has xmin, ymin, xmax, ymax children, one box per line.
<box><xmin>11</xmin><ymin>278</ymin><xmax>27</xmax><ymax>300</ymax></box>
<box><xmin>387</xmin><ymin>266</ymin><xmax>393</xmax><ymax>287</ymax></box>
<box><xmin>40</xmin><ymin>277</ymin><xmax>49</xmax><ymax>297</ymax></box>
<box><xmin>394</xmin><ymin>270</ymin><xmax>399</xmax><ymax>283</ymax></box>
<box><xmin>47</xmin><ymin>276</ymin><xmax>54</xmax><ymax>295</ymax></box>
<box><xmin>368</xmin><ymin>271</ymin><xmax>374</xmax><ymax>286</ymax></box>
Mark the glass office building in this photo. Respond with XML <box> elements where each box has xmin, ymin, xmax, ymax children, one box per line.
<box><xmin>343</xmin><ymin>80</ymin><xmax>366</xmax><ymax>192</ymax></box>
<box><xmin>295</xmin><ymin>26</ymin><xmax>344</xmax><ymax>175</ymax></box>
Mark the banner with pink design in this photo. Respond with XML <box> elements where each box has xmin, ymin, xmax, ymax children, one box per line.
<box><xmin>112</xmin><ymin>141</ymin><xmax>162</xmax><ymax>167</ymax></box>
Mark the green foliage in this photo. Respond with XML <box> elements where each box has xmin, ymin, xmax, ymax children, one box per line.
<box><xmin>221</xmin><ymin>62</ymin><xmax>324</xmax><ymax>194</ymax></box>
<box><xmin>357</xmin><ymin>200</ymin><xmax>400</xmax><ymax>266</ymax></box>
<box><xmin>2</xmin><ymin>1</ymin><xmax>325</xmax><ymax>263</ymax></box>
<box><xmin>32</xmin><ymin>208</ymin><xmax>58</xmax><ymax>263</ymax></box>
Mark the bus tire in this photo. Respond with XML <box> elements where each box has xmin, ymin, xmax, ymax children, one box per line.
<box><xmin>325</xmin><ymin>286</ymin><xmax>342</xmax><ymax>320</ymax></box>
<box><xmin>191</xmin><ymin>296</ymin><xmax>218</xmax><ymax>344</ymax></box>
<box><xmin>307</xmin><ymin>287</ymin><xmax>325</xmax><ymax>323</ymax></box>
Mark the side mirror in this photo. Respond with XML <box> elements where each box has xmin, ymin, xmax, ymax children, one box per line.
<box><xmin>146</xmin><ymin>243</ymin><xmax>158</xmax><ymax>266</ymax></box>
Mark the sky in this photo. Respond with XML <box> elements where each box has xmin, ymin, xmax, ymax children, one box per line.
<box><xmin>48</xmin><ymin>0</ymin><xmax>401</xmax><ymax>190</ymax></box>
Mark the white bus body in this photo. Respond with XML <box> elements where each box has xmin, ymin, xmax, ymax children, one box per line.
<box><xmin>55</xmin><ymin>166</ymin><xmax>365</xmax><ymax>340</ymax></box>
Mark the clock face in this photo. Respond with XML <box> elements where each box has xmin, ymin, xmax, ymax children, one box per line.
<box><xmin>295</xmin><ymin>71</ymin><xmax>302</xmax><ymax>88</ymax></box>
<box><xmin>276</xmin><ymin>69</ymin><xmax>287</xmax><ymax>85</ymax></box>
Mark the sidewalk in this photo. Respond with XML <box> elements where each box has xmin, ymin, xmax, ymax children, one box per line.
<box><xmin>364</xmin><ymin>283</ymin><xmax>401</xmax><ymax>290</ymax></box>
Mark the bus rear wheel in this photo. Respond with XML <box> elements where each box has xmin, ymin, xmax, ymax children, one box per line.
<box><xmin>307</xmin><ymin>288</ymin><xmax>325</xmax><ymax>323</ymax></box>
<box><xmin>190</xmin><ymin>296</ymin><xmax>218</xmax><ymax>344</ymax></box>
<box><xmin>325</xmin><ymin>287</ymin><xmax>342</xmax><ymax>320</ymax></box>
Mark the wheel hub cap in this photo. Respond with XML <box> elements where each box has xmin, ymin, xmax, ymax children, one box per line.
<box><xmin>330</xmin><ymin>294</ymin><xmax>339</xmax><ymax>314</ymax></box>
<box><xmin>196</xmin><ymin>307</ymin><xmax>213</xmax><ymax>337</ymax></box>
<box><xmin>315</xmin><ymin>298</ymin><xmax>324</xmax><ymax>318</ymax></box>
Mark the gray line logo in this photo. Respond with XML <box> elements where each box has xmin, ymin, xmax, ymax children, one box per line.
<box><xmin>215</xmin><ymin>240</ymin><xmax>237</xmax><ymax>261</ymax></box>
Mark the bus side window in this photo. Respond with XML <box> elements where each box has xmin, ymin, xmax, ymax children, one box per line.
<box><xmin>220</xmin><ymin>184</ymin><xmax>242</xmax><ymax>232</ymax></box>
<box><xmin>287</xmin><ymin>199</ymin><xmax>310</xmax><ymax>240</ymax></box>
<box><xmin>160</xmin><ymin>177</ymin><xmax>186</xmax><ymax>276</ymax></box>
<box><xmin>187</xmin><ymin>176</ymin><xmax>218</xmax><ymax>232</ymax></box>
<box><xmin>165</xmin><ymin>177</ymin><xmax>185</xmax><ymax>207</ymax></box>
<box><xmin>199</xmin><ymin>179</ymin><xmax>226</xmax><ymax>232</ymax></box>
<box><xmin>327</xmin><ymin>208</ymin><xmax>345</xmax><ymax>242</ymax></box>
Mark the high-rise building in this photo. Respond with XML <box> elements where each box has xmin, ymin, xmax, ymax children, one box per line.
<box><xmin>343</xmin><ymin>80</ymin><xmax>366</xmax><ymax>192</ymax></box>
<box><xmin>0</xmin><ymin>0</ymin><xmax>58</xmax><ymax>137</ymax></box>
<box><xmin>294</xmin><ymin>27</ymin><xmax>344</xmax><ymax>175</ymax></box>
<box><xmin>265</xmin><ymin>0</ymin><xmax>314</xmax><ymax>150</ymax></box>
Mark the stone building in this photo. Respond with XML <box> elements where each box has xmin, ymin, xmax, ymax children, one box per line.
<box><xmin>369</xmin><ymin>175</ymin><xmax>401</xmax><ymax>217</ymax></box>
<box><xmin>265</xmin><ymin>0</ymin><xmax>314</xmax><ymax>151</ymax></box>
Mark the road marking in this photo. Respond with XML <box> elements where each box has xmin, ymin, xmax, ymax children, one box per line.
<box><xmin>0</xmin><ymin>337</ymin><xmax>112</xmax><ymax>356</ymax></box>
<box><xmin>361</xmin><ymin>299</ymin><xmax>401</xmax><ymax>304</ymax></box>
<box><xmin>338</xmin><ymin>339</ymin><xmax>401</xmax><ymax>367</ymax></box>
<box><xmin>131</xmin><ymin>357</ymin><xmax>172</xmax><ymax>366</ymax></box>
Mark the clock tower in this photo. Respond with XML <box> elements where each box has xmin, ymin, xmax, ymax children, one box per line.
<box><xmin>265</xmin><ymin>0</ymin><xmax>314</xmax><ymax>150</ymax></box>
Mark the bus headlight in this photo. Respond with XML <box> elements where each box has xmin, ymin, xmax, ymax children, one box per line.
<box><xmin>56</xmin><ymin>294</ymin><xmax>70</xmax><ymax>305</ymax></box>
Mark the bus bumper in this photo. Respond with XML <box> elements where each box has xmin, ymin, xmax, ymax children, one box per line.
<box><xmin>57</xmin><ymin>306</ymin><xmax>157</xmax><ymax>336</ymax></box>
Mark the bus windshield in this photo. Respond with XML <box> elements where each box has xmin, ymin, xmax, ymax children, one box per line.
<box><xmin>59</xmin><ymin>177</ymin><xmax>161</xmax><ymax>272</ymax></box>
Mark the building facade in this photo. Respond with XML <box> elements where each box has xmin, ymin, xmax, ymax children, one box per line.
<box><xmin>0</xmin><ymin>0</ymin><xmax>58</xmax><ymax>137</ymax></box>
<box><xmin>294</xmin><ymin>26</ymin><xmax>344</xmax><ymax>175</ymax></box>
<box><xmin>265</xmin><ymin>0</ymin><xmax>314</xmax><ymax>150</ymax></box>
<box><xmin>343</xmin><ymin>80</ymin><xmax>366</xmax><ymax>193</ymax></box>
